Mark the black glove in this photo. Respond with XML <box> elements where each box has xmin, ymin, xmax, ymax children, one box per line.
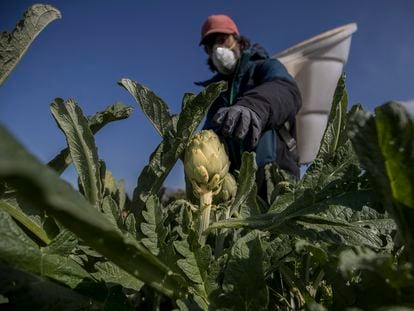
<box><xmin>211</xmin><ymin>105</ymin><xmax>265</xmax><ymax>150</ymax></box>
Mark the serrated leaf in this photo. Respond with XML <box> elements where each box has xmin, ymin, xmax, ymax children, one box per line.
<box><xmin>0</xmin><ymin>125</ymin><xmax>187</xmax><ymax>299</ymax></box>
<box><xmin>175</xmin><ymin>82</ymin><xmax>227</xmax><ymax>141</ymax></box>
<box><xmin>0</xmin><ymin>198</ymin><xmax>51</xmax><ymax>245</ymax></box>
<box><xmin>181</xmin><ymin>93</ymin><xmax>197</xmax><ymax>113</ymax></box>
<box><xmin>209</xmin><ymin>175</ymin><xmax>392</xmax><ymax>250</ymax></box>
<box><xmin>301</xmin><ymin>75</ymin><xmax>356</xmax><ymax>190</ymax></box>
<box><xmin>263</xmin><ymin>235</ymin><xmax>294</xmax><ymax>274</ymax></box>
<box><xmin>230</xmin><ymin>152</ymin><xmax>258</xmax><ymax>216</ymax></box>
<box><xmin>285</xmin><ymin>215</ymin><xmax>385</xmax><ymax>248</ymax></box>
<box><xmin>294</xmin><ymin>239</ymin><xmax>329</xmax><ymax>264</ymax></box>
<box><xmin>43</xmin><ymin>229</ymin><xmax>77</xmax><ymax>256</ymax></box>
<box><xmin>174</xmin><ymin>239</ymin><xmax>211</xmax><ymax>288</ymax></box>
<box><xmin>48</xmin><ymin>102</ymin><xmax>133</xmax><ymax>175</ymax></box>
<box><xmin>349</xmin><ymin>102</ymin><xmax>414</xmax><ymax>263</ymax></box>
<box><xmin>204</xmin><ymin>255</ymin><xmax>226</xmax><ymax>301</ymax></box>
<box><xmin>103</xmin><ymin>170</ymin><xmax>118</xmax><ymax>197</ymax></box>
<box><xmin>318</xmin><ymin>74</ymin><xmax>348</xmax><ymax>159</ymax></box>
<box><xmin>220</xmin><ymin>231</ymin><xmax>268</xmax><ymax>310</ymax></box>
<box><xmin>117</xmin><ymin>179</ymin><xmax>127</xmax><ymax>211</ymax></box>
<box><xmin>119</xmin><ymin>79</ymin><xmax>172</xmax><ymax>138</ymax></box>
<box><xmin>101</xmin><ymin>195</ymin><xmax>121</xmax><ymax>231</ymax></box>
<box><xmin>50</xmin><ymin>98</ymin><xmax>102</xmax><ymax>207</ymax></box>
<box><xmin>87</xmin><ymin>102</ymin><xmax>133</xmax><ymax>133</ymax></box>
<box><xmin>140</xmin><ymin>195</ymin><xmax>167</xmax><ymax>256</ymax></box>
<box><xmin>0</xmin><ymin>4</ymin><xmax>61</xmax><ymax>85</ymax></box>
<box><xmin>124</xmin><ymin>212</ymin><xmax>136</xmax><ymax>237</ymax></box>
<box><xmin>0</xmin><ymin>211</ymin><xmax>91</xmax><ymax>289</ymax></box>
<box><xmin>91</xmin><ymin>261</ymin><xmax>144</xmax><ymax>291</ymax></box>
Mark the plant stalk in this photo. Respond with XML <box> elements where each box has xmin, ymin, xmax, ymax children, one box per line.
<box><xmin>0</xmin><ymin>200</ymin><xmax>51</xmax><ymax>245</ymax></box>
<box><xmin>199</xmin><ymin>190</ymin><xmax>213</xmax><ymax>243</ymax></box>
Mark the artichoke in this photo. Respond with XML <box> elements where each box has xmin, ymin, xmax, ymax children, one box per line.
<box><xmin>214</xmin><ymin>172</ymin><xmax>237</xmax><ymax>204</ymax></box>
<box><xmin>184</xmin><ymin>130</ymin><xmax>229</xmax><ymax>196</ymax></box>
<box><xmin>184</xmin><ymin>130</ymin><xmax>230</xmax><ymax>239</ymax></box>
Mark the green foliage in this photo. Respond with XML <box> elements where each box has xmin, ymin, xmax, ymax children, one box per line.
<box><xmin>220</xmin><ymin>231</ymin><xmax>269</xmax><ymax>310</ymax></box>
<box><xmin>51</xmin><ymin>98</ymin><xmax>103</xmax><ymax>207</ymax></box>
<box><xmin>349</xmin><ymin>101</ymin><xmax>414</xmax><ymax>264</ymax></box>
<box><xmin>48</xmin><ymin>101</ymin><xmax>133</xmax><ymax>175</ymax></box>
<box><xmin>0</xmin><ymin>4</ymin><xmax>61</xmax><ymax>86</ymax></box>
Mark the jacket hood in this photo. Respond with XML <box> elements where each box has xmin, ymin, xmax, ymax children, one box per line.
<box><xmin>195</xmin><ymin>44</ymin><xmax>269</xmax><ymax>87</ymax></box>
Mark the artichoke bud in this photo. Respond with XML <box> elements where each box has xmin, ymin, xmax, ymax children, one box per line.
<box><xmin>214</xmin><ymin>173</ymin><xmax>237</xmax><ymax>204</ymax></box>
<box><xmin>276</xmin><ymin>181</ymin><xmax>293</xmax><ymax>194</ymax></box>
<box><xmin>184</xmin><ymin>130</ymin><xmax>229</xmax><ymax>195</ymax></box>
<box><xmin>208</xmin><ymin>173</ymin><xmax>222</xmax><ymax>194</ymax></box>
<box><xmin>193</xmin><ymin>166</ymin><xmax>209</xmax><ymax>184</ymax></box>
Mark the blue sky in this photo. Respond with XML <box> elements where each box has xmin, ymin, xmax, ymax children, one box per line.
<box><xmin>1</xmin><ymin>0</ymin><xmax>413</xmax><ymax>195</ymax></box>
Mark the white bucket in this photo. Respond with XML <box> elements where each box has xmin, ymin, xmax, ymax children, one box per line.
<box><xmin>273</xmin><ymin>23</ymin><xmax>357</xmax><ymax>164</ymax></box>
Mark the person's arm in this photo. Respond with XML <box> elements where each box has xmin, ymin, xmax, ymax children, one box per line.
<box><xmin>235</xmin><ymin>77</ymin><xmax>302</xmax><ymax>130</ymax></box>
<box><xmin>211</xmin><ymin>58</ymin><xmax>302</xmax><ymax>149</ymax></box>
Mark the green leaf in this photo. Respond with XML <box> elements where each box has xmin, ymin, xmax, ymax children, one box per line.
<box><xmin>175</xmin><ymin>82</ymin><xmax>227</xmax><ymax>141</ymax></box>
<box><xmin>181</xmin><ymin>93</ymin><xmax>197</xmax><ymax>114</ymax></box>
<box><xmin>318</xmin><ymin>74</ymin><xmax>348</xmax><ymax>159</ymax></box>
<box><xmin>209</xmin><ymin>173</ymin><xmax>393</xmax><ymax>249</ymax></box>
<box><xmin>349</xmin><ymin>102</ymin><xmax>414</xmax><ymax>263</ymax></box>
<box><xmin>0</xmin><ymin>4</ymin><xmax>61</xmax><ymax>85</ymax></box>
<box><xmin>0</xmin><ymin>264</ymin><xmax>102</xmax><ymax>310</ymax></box>
<box><xmin>87</xmin><ymin>102</ymin><xmax>134</xmax><ymax>134</ymax></box>
<box><xmin>101</xmin><ymin>195</ymin><xmax>121</xmax><ymax>231</ymax></box>
<box><xmin>0</xmin><ymin>211</ymin><xmax>92</xmax><ymax>289</ymax></box>
<box><xmin>119</xmin><ymin>79</ymin><xmax>172</xmax><ymax>138</ymax></box>
<box><xmin>173</xmin><ymin>236</ymin><xmax>211</xmax><ymax>307</ymax></box>
<box><xmin>263</xmin><ymin>235</ymin><xmax>294</xmax><ymax>275</ymax></box>
<box><xmin>0</xmin><ymin>198</ymin><xmax>51</xmax><ymax>245</ymax></box>
<box><xmin>301</xmin><ymin>75</ymin><xmax>355</xmax><ymax>190</ymax></box>
<box><xmin>103</xmin><ymin>169</ymin><xmax>118</xmax><ymax>198</ymax></box>
<box><xmin>230</xmin><ymin>152</ymin><xmax>258</xmax><ymax>216</ymax></box>
<box><xmin>174</xmin><ymin>239</ymin><xmax>211</xmax><ymax>287</ymax></box>
<box><xmin>48</xmin><ymin>102</ymin><xmax>133</xmax><ymax>175</ymax></box>
<box><xmin>219</xmin><ymin>231</ymin><xmax>268</xmax><ymax>310</ymax></box>
<box><xmin>284</xmin><ymin>215</ymin><xmax>385</xmax><ymax>248</ymax></box>
<box><xmin>50</xmin><ymin>98</ymin><xmax>102</xmax><ymax>206</ymax></box>
<box><xmin>131</xmin><ymin>82</ymin><xmax>226</xmax><ymax>211</ymax></box>
<box><xmin>124</xmin><ymin>212</ymin><xmax>136</xmax><ymax>237</ymax></box>
<box><xmin>43</xmin><ymin>229</ymin><xmax>77</xmax><ymax>256</ymax></box>
<box><xmin>91</xmin><ymin>261</ymin><xmax>144</xmax><ymax>291</ymax></box>
<box><xmin>338</xmin><ymin>247</ymin><xmax>414</xmax><ymax>309</ymax></box>
<box><xmin>176</xmin><ymin>294</ymin><xmax>206</xmax><ymax>311</ymax></box>
<box><xmin>0</xmin><ymin>125</ymin><xmax>187</xmax><ymax>299</ymax></box>
<box><xmin>140</xmin><ymin>195</ymin><xmax>168</xmax><ymax>256</ymax></box>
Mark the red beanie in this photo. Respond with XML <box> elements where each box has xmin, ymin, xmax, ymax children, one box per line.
<box><xmin>200</xmin><ymin>14</ymin><xmax>240</xmax><ymax>45</ymax></box>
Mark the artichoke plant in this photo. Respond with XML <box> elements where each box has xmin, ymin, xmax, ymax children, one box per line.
<box><xmin>214</xmin><ymin>172</ymin><xmax>237</xmax><ymax>205</ymax></box>
<box><xmin>184</xmin><ymin>130</ymin><xmax>229</xmax><ymax>236</ymax></box>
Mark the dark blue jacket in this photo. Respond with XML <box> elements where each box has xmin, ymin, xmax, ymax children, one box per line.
<box><xmin>197</xmin><ymin>44</ymin><xmax>302</xmax><ymax>179</ymax></box>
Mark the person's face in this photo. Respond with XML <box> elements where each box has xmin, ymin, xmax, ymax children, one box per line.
<box><xmin>203</xmin><ymin>33</ymin><xmax>240</xmax><ymax>57</ymax></box>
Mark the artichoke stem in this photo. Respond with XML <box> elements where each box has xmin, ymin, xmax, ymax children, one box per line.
<box><xmin>199</xmin><ymin>190</ymin><xmax>213</xmax><ymax>240</ymax></box>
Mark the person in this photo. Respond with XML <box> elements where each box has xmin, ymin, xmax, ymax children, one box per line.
<box><xmin>196</xmin><ymin>14</ymin><xmax>302</xmax><ymax>199</ymax></box>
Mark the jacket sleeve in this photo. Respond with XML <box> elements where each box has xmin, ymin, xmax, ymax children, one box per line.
<box><xmin>234</xmin><ymin>59</ymin><xmax>302</xmax><ymax>130</ymax></box>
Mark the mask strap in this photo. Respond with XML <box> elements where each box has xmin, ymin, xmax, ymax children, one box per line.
<box><xmin>214</xmin><ymin>40</ymin><xmax>237</xmax><ymax>51</ymax></box>
<box><xmin>228</xmin><ymin>40</ymin><xmax>237</xmax><ymax>50</ymax></box>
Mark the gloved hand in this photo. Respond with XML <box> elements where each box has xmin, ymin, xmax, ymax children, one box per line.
<box><xmin>211</xmin><ymin>105</ymin><xmax>265</xmax><ymax>150</ymax></box>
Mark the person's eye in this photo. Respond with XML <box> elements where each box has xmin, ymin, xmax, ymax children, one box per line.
<box><xmin>216</xmin><ymin>36</ymin><xmax>227</xmax><ymax>44</ymax></box>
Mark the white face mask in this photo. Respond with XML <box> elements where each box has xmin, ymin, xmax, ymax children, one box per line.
<box><xmin>211</xmin><ymin>46</ymin><xmax>237</xmax><ymax>75</ymax></box>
